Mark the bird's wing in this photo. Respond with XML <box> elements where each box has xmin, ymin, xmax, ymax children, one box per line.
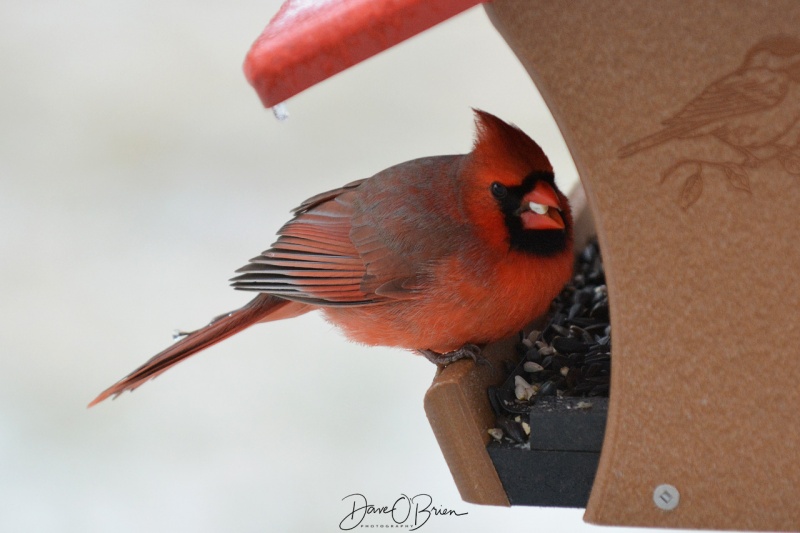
<box><xmin>290</xmin><ymin>178</ymin><xmax>365</xmax><ymax>214</ymax></box>
<box><xmin>664</xmin><ymin>67</ymin><xmax>789</xmax><ymax>127</ymax></box>
<box><xmin>229</xmin><ymin>181</ymin><xmax>424</xmax><ymax>306</ymax></box>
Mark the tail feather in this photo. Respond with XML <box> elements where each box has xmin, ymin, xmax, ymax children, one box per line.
<box><xmin>89</xmin><ymin>294</ymin><xmax>290</xmax><ymax>407</ymax></box>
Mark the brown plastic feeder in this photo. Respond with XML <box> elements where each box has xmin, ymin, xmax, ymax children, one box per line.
<box><xmin>429</xmin><ymin>1</ymin><xmax>800</xmax><ymax>531</ymax></box>
<box><xmin>245</xmin><ymin>1</ymin><xmax>800</xmax><ymax>530</ymax></box>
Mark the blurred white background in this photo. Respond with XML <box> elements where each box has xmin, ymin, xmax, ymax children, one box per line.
<box><xmin>0</xmin><ymin>1</ymin><xmax>697</xmax><ymax>532</ymax></box>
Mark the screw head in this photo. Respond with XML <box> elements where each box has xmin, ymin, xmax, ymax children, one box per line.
<box><xmin>653</xmin><ymin>484</ymin><xmax>680</xmax><ymax>511</ymax></box>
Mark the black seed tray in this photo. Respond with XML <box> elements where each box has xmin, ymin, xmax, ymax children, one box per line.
<box><xmin>487</xmin><ymin>238</ymin><xmax>610</xmax><ymax>507</ymax></box>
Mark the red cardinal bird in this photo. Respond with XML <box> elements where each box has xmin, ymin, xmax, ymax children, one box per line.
<box><xmin>89</xmin><ymin>110</ymin><xmax>573</xmax><ymax>406</ymax></box>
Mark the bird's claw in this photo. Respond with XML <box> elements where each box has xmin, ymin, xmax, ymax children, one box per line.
<box><xmin>418</xmin><ymin>344</ymin><xmax>493</xmax><ymax>370</ymax></box>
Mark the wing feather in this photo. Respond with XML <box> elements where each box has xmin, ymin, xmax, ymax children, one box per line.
<box><xmin>230</xmin><ymin>157</ymin><xmax>466</xmax><ymax>306</ymax></box>
<box><xmin>230</xmin><ymin>180</ymin><xmax>422</xmax><ymax>305</ymax></box>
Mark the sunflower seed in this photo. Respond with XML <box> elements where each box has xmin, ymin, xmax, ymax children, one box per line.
<box><xmin>498</xmin><ymin>417</ymin><xmax>528</xmax><ymax>444</ymax></box>
<box><xmin>524</xmin><ymin>361</ymin><xmax>545</xmax><ymax>373</ymax></box>
<box><xmin>551</xmin><ymin>324</ymin><xmax>571</xmax><ymax>337</ymax></box>
<box><xmin>539</xmin><ymin>380</ymin><xmax>558</xmax><ymax>397</ymax></box>
<box><xmin>538</xmin><ymin>345</ymin><xmax>556</xmax><ymax>357</ymax></box>
<box><xmin>568</xmin><ymin>302</ymin><xmax>584</xmax><ymax>320</ymax></box>
<box><xmin>552</xmin><ymin>336</ymin><xmax>590</xmax><ymax>353</ymax></box>
<box><xmin>514</xmin><ymin>376</ymin><xmax>537</xmax><ymax>401</ymax></box>
<box><xmin>521</xmin><ymin>338</ymin><xmax>534</xmax><ymax>348</ymax></box>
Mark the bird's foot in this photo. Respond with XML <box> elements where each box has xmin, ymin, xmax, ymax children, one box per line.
<box><xmin>418</xmin><ymin>344</ymin><xmax>492</xmax><ymax>369</ymax></box>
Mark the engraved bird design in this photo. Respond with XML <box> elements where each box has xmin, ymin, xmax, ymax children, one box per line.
<box><xmin>619</xmin><ymin>36</ymin><xmax>800</xmax><ymax>207</ymax></box>
<box><xmin>620</xmin><ymin>35</ymin><xmax>800</xmax><ymax>162</ymax></box>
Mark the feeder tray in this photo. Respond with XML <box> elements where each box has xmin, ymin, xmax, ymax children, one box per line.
<box><xmin>487</xmin><ymin>396</ymin><xmax>608</xmax><ymax>507</ymax></box>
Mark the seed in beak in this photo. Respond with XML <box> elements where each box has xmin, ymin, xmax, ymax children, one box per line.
<box><xmin>529</xmin><ymin>201</ymin><xmax>549</xmax><ymax>215</ymax></box>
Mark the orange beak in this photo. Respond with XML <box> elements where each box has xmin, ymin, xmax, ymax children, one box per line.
<box><xmin>519</xmin><ymin>181</ymin><xmax>565</xmax><ymax>231</ymax></box>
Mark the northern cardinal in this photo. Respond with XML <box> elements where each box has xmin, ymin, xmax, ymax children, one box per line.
<box><xmin>89</xmin><ymin>110</ymin><xmax>573</xmax><ymax>407</ymax></box>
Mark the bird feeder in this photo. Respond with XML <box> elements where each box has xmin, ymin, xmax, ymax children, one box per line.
<box><xmin>244</xmin><ymin>1</ymin><xmax>800</xmax><ymax>530</ymax></box>
<box><xmin>428</xmin><ymin>2</ymin><xmax>800</xmax><ymax>530</ymax></box>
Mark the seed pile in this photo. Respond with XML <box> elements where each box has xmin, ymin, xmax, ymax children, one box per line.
<box><xmin>489</xmin><ymin>239</ymin><xmax>610</xmax><ymax>444</ymax></box>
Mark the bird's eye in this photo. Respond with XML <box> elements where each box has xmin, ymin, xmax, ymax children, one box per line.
<box><xmin>491</xmin><ymin>182</ymin><xmax>508</xmax><ymax>199</ymax></box>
